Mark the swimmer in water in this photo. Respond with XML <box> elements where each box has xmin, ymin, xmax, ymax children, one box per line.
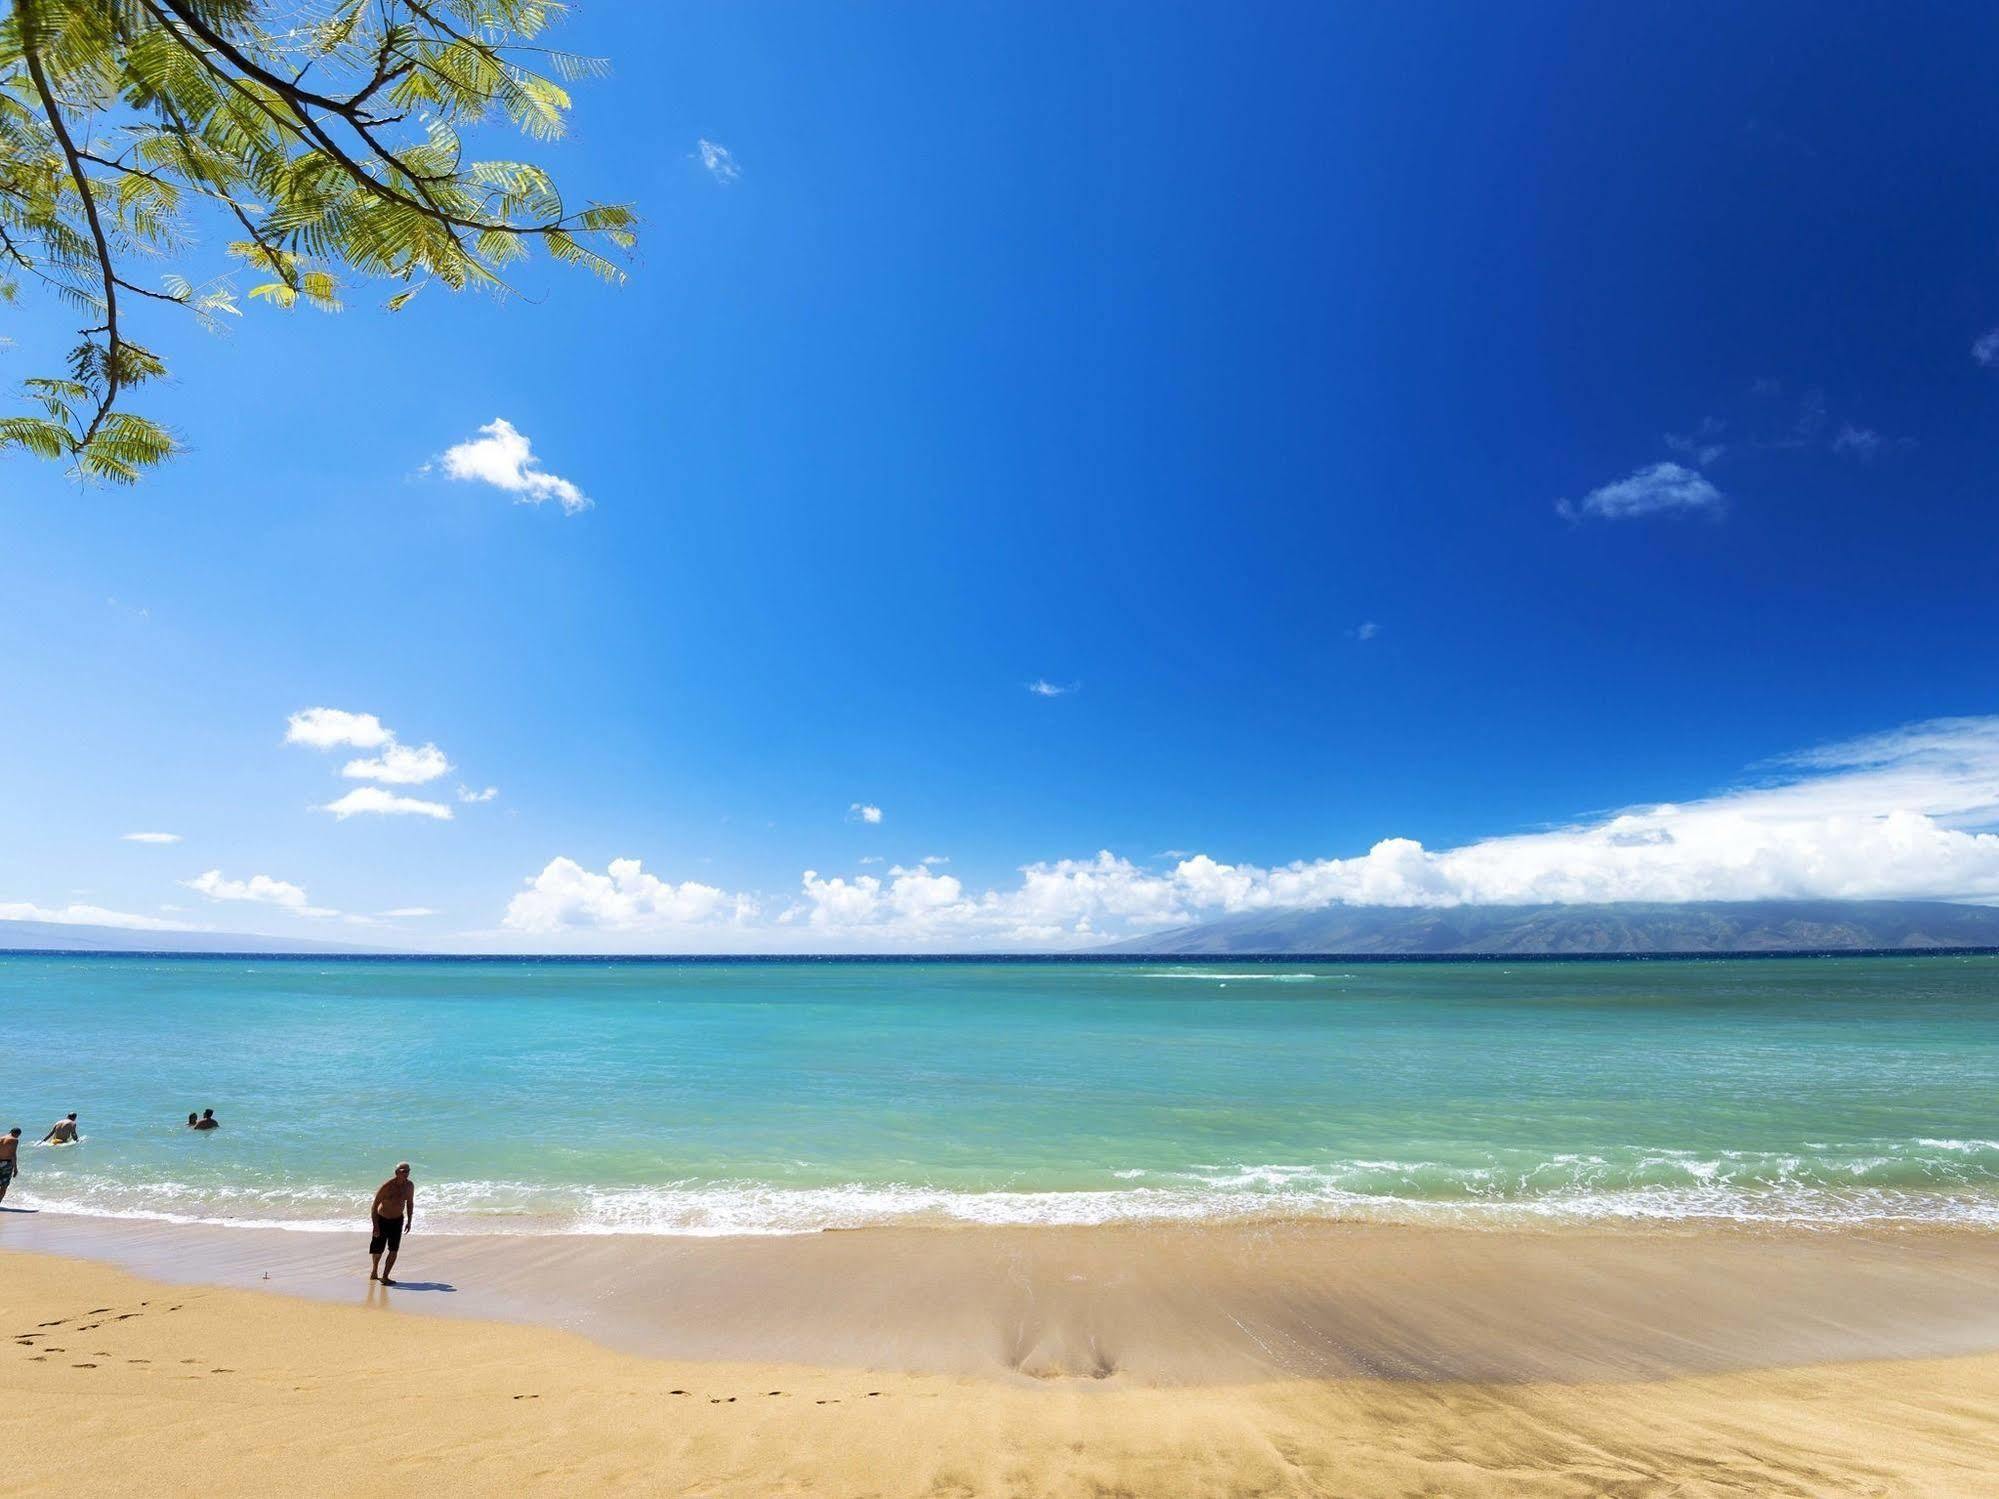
<box><xmin>193</xmin><ymin>1109</ymin><xmax>219</xmax><ymax>1131</ymax></box>
<box><xmin>39</xmin><ymin>1113</ymin><xmax>77</xmax><ymax>1145</ymax></box>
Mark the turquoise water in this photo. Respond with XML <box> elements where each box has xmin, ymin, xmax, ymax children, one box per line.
<box><xmin>3</xmin><ymin>953</ymin><xmax>1998</xmax><ymax>1234</ymax></box>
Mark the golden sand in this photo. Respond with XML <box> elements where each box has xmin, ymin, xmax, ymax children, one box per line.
<box><xmin>5</xmin><ymin>1250</ymin><xmax>1997</xmax><ymax>1497</ymax></box>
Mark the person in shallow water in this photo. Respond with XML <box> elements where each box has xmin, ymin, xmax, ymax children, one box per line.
<box><xmin>193</xmin><ymin>1109</ymin><xmax>219</xmax><ymax>1131</ymax></box>
<box><xmin>39</xmin><ymin>1113</ymin><xmax>77</xmax><ymax>1144</ymax></box>
<box><xmin>368</xmin><ymin>1163</ymin><xmax>416</xmax><ymax>1285</ymax></box>
<box><xmin>0</xmin><ymin>1128</ymin><xmax>19</xmax><ymax>1202</ymax></box>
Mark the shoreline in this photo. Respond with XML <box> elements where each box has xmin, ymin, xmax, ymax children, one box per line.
<box><xmin>7</xmin><ymin>1209</ymin><xmax>1999</xmax><ymax>1384</ymax></box>
<box><xmin>4</xmin><ymin>1249</ymin><xmax>1999</xmax><ymax>1496</ymax></box>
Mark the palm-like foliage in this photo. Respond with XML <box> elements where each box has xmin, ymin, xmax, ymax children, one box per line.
<box><xmin>0</xmin><ymin>0</ymin><xmax>635</xmax><ymax>481</ymax></box>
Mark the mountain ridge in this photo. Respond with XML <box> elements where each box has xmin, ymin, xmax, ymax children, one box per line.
<box><xmin>1103</xmin><ymin>899</ymin><xmax>1999</xmax><ymax>956</ymax></box>
<box><xmin>0</xmin><ymin>919</ymin><xmax>387</xmax><ymax>956</ymax></box>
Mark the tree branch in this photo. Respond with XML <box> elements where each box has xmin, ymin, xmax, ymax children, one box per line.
<box><xmin>18</xmin><ymin>0</ymin><xmax>124</xmax><ymax>447</ymax></box>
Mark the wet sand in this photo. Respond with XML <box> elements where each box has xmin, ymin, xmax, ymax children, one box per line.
<box><xmin>5</xmin><ymin>1211</ymin><xmax>1999</xmax><ymax>1382</ymax></box>
<box><xmin>5</xmin><ymin>1246</ymin><xmax>1999</xmax><ymax>1497</ymax></box>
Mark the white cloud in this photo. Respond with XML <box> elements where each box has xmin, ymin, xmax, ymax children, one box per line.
<box><xmin>291</xmin><ymin>710</ymin><xmax>475</xmax><ymax>807</ymax></box>
<box><xmin>1352</xmin><ymin>621</ymin><xmax>1380</xmax><ymax>642</ymax></box>
<box><xmin>503</xmin><ymin>857</ymin><xmax>755</xmax><ymax>933</ymax></box>
<box><xmin>1831</xmin><ymin>424</ymin><xmax>1882</xmax><ymax>459</ymax></box>
<box><xmin>849</xmin><ymin>803</ymin><xmax>884</xmax><ymax>824</ymax></box>
<box><xmin>697</xmin><ymin>138</ymin><xmax>741</xmax><ymax>184</ymax></box>
<box><xmin>921</xmin><ymin>855</ymin><xmax>950</xmax><ymax>866</ymax></box>
<box><xmin>121</xmin><ymin>831</ymin><xmax>181</xmax><ymax>844</ymax></box>
<box><xmin>498</xmin><ymin>713</ymin><xmax>1999</xmax><ymax>952</ymax></box>
<box><xmin>1974</xmin><ymin>328</ymin><xmax>1999</xmax><ymax>367</ymax></box>
<box><xmin>1558</xmin><ymin>462</ymin><xmax>1724</xmax><ymax>522</ymax></box>
<box><xmin>379</xmin><ymin>907</ymin><xmax>438</xmax><ymax>919</ymax></box>
<box><xmin>183</xmin><ymin>869</ymin><xmax>310</xmax><ymax>908</ymax></box>
<box><xmin>342</xmin><ymin>741</ymin><xmax>451</xmax><ymax>785</ymax></box>
<box><xmin>1027</xmin><ymin>679</ymin><xmax>1076</xmax><ymax>697</ymax></box>
<box><xmin>0</xmin><ymin>901</ymin><xmax>194</xmax><ymax>931</ymax></box>
<box><xmin>1665</xmin><ymin>417</ymin><xmax>1728</xmax><ymax>467</ymax></box>
<box><xmin>286</xmin><ymin>707</ymin><xmax>391</xmax><ymax>750</ymax></box>
<box><xmin>439</xmin><ymin>418</ymin><xmax>590</xmax><ymax>514</ymax></box>
<box><xmin>319</xmin><ymin>787</ymin><xmax>453</xmax><ymax>821</ymax></box>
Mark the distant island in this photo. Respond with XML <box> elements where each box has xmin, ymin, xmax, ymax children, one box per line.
<box><xmin>11</xmin><ymin>899</ymin><xmax>1999</xmax><ymax>960</ymax></box>
<box><xmin>1106</xmin><ymin>900</ymin><xmax>1999</xmax><ymax>956</ymax></box>
<box><xmin>0</xmin><ymin>919</ymin><xmax>382</xmax><ymax>956</ymax></box>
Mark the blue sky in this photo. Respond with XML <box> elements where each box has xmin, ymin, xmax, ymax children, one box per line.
<box><xmin>5</xmin><ymin>1</ymin><xmax>1999</xmax><ymax>949</ymax></box>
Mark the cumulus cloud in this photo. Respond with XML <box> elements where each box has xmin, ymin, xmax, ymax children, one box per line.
<box><xmin>697</xmin><ymin>138</ymin><xmax>741</xmax><ymax>183</ymax></box>
<box><xmin>183</xmin><ymin>869</ymin><xmax>310</xmax><ymax>908</ymax></box>
<box><xmin>497</xmin><ymin>713</ymin><xmax>1999</xmax><ymax>952</ymax></box>
<box><xmin>504</xmin><ymin>857</ymin><xmax>755</xmax><ymax>933</ymax></box>
<box><xmin>286</xmin><ymin>707</ymin><xmax>391</xmax><ymax>750</ymax></box>
<box><xmin>439</xmin><ymin>418</ymin><xmax>590</xmax><ymax>514</ymax></box>
<box><xmin>342</xmin><ymin>741</ymin><xmax>451</xmax><ymax>785</ymax></box>
<box><xmin>0</xmin><ymin>901</ymin><xmax>194</xmax><ymax>931</ymax></box>
<box><xmin>1974</xmin><ymin>328</ymin><xmax>1999</xmax><ymax>367</ymax></box>
<box><xmin>1027</xmin><ymin>679</ymin><xmax>1075</xmax><ymax>697</ymax></box>
<box><xmin>121</xmin><ymin>831</ymin><xmax>181</xmax><ymax>844</ymax></box>
<box><xmin>291</xmin><ymin>709</ymin><xmax>475</xmax><ymax>808</ymax></box>
<box><xmin>849</xmin><ymin>803</ymin><xmax>884</xmax><ymax>824</ymax></box>
<box><xmin>319</xmin><ymin>787</ymin><xmax>453</xmax><ymax>821</ymax></box>
<box><xmin>1558</xmin><ymin>462</ymin><xmax>1724</xmax><ymax>522</ymax></box>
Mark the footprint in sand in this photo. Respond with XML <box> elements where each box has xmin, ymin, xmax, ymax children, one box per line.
<box><xmin>668</xmin><ymin>1389</ymin><xmax>688</xmax><ymax>1396</ymax></box>
<box><xmin>180</xmin><ymin>1358</ymin><xmax>201</xmax><ymax>1365</ymax></box>
<box><xmin>128</xmin><ymin>1359</ymin><xmax>149</xmax><ymax>1365</ymax></box>
<box><xmin>27</xmin><ymin>1357</ymin><xmax>46</xmax><ymax>1363</ymax></box>
<box><xmin>767</xmin><ymin>1391</ymin><xmax>784</xmax><ymax>1397</ymax></box>
<box><xmin>86</xmin><ymin>1308</ymin><xmax>111</xmax><ymax>1315</ymax></box>
<box><xmin>511</xmin><ymin>1394</ymin><xmax>540</xmax><ymax>1400</ymax></box>
<box><xmin>71</xmin><ymin>1363</ymin><xmax>97</xmax><ymax>1369</ymax></box>
<box><xmin>36</xmin><ymin>1320</ymin><xmax>64</xmax><ymax>1328</ymax></box>
<box><xmin>210</xmin><ymin>1368</ymin><xmax>234</xmax><ymax>1374</ymax></box>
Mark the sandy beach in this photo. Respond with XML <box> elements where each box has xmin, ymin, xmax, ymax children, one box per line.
<box><xmin>6</xmin><ymin>1217</ymin><xmax>1999</xmax><ymax>1494</ymax></box>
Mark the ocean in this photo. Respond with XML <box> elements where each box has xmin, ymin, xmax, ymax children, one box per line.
<box><xmin>4</xmin><ymin>952</ymin><xmax>1997</xmax><ymax>1234</ymax></box>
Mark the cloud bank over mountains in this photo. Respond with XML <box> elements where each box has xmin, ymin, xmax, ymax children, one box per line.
<box><xmin>498</xmin><ymin>715</ymin><xmax>1999</xmax><ymax>950</ymax></box>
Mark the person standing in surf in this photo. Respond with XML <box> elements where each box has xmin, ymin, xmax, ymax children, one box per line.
<box><xmin>0</xmin><ymin>1128</ymin><xmax>20</xmax><ymax>1202</ymax></box>
<box><xmin>367</xmin><ymin>1163</ymin><xmax>416</xmax><ymax>1285</ymax></box>
<box><xmin>39</xmin><ymin>1113</ymin><xmax>77</xmax><ymax>1144</ymax></box>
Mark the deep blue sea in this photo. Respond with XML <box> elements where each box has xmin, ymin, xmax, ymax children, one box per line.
<box><xmin>4</xmin><ymin>952</ymin><xmax>1997</xmax><ymax>1234</ymax></box>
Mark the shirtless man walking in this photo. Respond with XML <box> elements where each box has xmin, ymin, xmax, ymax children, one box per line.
<box><xmin>0</xmin><ymin>1129</ymin><xmax>20</xmax><ymax>1203</ymax></box>
<box><xmin>367</xmin><ymin>1163</ymin><xmax>416</xmax><ymax>1284</ymax></box>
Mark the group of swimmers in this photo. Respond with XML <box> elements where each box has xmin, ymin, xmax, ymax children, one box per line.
<box><xmin>0</xmin><ymin>1114</ymin><xmax>419</xmax><ymax>1288</ymax></box>
<box><xmin>0</xmin><ymin>1109</ymin><xmax>218</xmax><ymax>1207</ymax></box>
